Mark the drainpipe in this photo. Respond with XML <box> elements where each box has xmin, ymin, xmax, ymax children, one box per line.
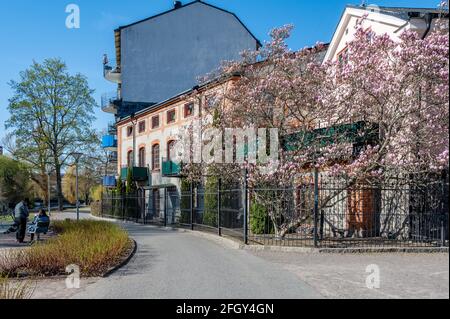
<box><xmin>421</xmin><ymin>13</ymin><xmax>433</xmax><ymax>39</ymax></box>
<box><xmin>131</xmin><ymin>114</ymin><xmax>136</xmax><ymax>168</ymax></box>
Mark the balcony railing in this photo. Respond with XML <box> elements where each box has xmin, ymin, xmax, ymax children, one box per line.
<box><xmin>121</xmin><ymin>166</ymin><xmax>149</xmax><ymax>182</ymax></box>
<box><xmin>162</xmin><ymin>159</ymin><xmax>182</xmax><ymax>177</ymax></box>
<box><xmin>107</xmin><ymin>122</ymin><xmax>117</xmax><ymax>135</ymax></box>
<box><xmin>108</xmin><ymin>151</ymin><xmax>118</xmax><ymax>163</ymax></box>
<box><xmin>102</xmin><ymin>135</ymin><xmax>117</xmax><ymax>151</ymax></box>
<box><xmin>103</xmin><ymin>60</ymin><xmax>121</xmax><ymax>84</ymax></box>
<box><xmin>102</xmin><ymin>176</ymin><xmax>117</xmax><ymax>188</ymax></box>
<box><xmin>101</xmin><ymin>91</ymin><xmax>120</xmax><ymax>114</ymax></box>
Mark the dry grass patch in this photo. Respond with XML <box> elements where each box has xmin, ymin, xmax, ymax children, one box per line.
<box><xmin>0</xmin><ymin>276</ymin><xmax>35</xmax><ymax>299</ymax></box>
<box><xmin>0</xmin><ymin>220</ymin><xmax>132</xmax><ymax>277</ymax></box>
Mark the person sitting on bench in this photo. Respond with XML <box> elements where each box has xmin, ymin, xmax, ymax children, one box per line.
<box><xmin>28</xmin><ymin>209</ymin><xmax>50</xmax><ymax>242</ymax></box>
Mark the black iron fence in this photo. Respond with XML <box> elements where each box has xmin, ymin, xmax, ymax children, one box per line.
<box><xmin>101</xmin><ymin>172</ymin><xmax>449</xmax><ymax>248</ymax></box>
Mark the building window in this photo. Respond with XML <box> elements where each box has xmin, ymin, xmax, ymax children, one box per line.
<box><xmin>127</xmin><ymin>126</ymin><xmax>133</xmax><ymax>137</ymax></box>
<box><xmin>167</xmin><ymin>109</ymin><xmax>176</xmax><ymax>124</ymax></box>
<box><xmin>127</xmin><ymin>150</ymin><xmax>133</xmax><ymax>168</ymax></box>
<box><xmin>337</xmin><ymin>47</ymin><xmax>349</xmax><ymax>66</ymax></box>
<box><xmin>167</xmin><ymin>140</ymin><xmax>177</xmax><ymax>161</ymax></box>
<box><xmin>184</xmin><ymin>103</ymin><xmax>194</xmax><ymax>118</ymax></box>
<box><xmin>205</xmin><ymin>94</ymin><xmax>218</xmax><ymax>108</ymax></box>
<box><xmin>152</xmin><ymin>115</ymin><xmax>160</xmax><ymax>129</ymax></box>
<box><xmin>138</xmin><ymin>121</ymin><xmax>146</xmax><ymax>133</ymax></box>
<box><xmin>138</xmin><ymin>147</ymin><xmax>146</xmax><ymax>167</ymax></box>
<box><xmin>152</xmin><ymin>144</ymin><xmax>160</xmax><ymax>171</ymax></box>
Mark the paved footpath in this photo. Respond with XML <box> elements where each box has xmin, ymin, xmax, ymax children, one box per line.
<box><xmin>24</xmin><ymin>213</ymin><xmax>449</xmax><ymax>299</ymax></box>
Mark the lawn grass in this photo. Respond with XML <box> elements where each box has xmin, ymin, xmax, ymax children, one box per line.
<box><xmin>0</xmin><ymin>215</ymin><xmax>13</xmax><ymax>223</ymax></box>
<box><xmin>0</xmin><ymin>220</ymin><xmax>132</xmax><ymax>277</ymax></box>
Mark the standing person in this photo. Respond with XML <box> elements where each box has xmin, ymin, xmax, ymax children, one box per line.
<box><xmin>14</xmin><ymin>199</ymin><xmax>29</xmax><ymax>243</ymax></box>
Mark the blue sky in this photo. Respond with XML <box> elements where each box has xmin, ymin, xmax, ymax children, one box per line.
<box><xmin>0</xmin><ymin>0</ymin><xmax>441</xmax><ymax>145</ymax></box>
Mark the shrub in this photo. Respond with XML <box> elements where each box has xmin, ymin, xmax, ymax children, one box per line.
<box><xmin>116</xmin><ymin>177</ymin><xmax>124</xmax><ymax>195</ymax></box>
<box><xmin>180</xmin><ymin>179</ymin><xmax>191</xmax><ymax>224</ymax></box>
<box><xmin>126</xmin><ymin>169</ymin><xmax>137</xmax><ymax>195</ymax></box>
<box><xmin>203</xmin><ymin>176</ymin><xmax>218</xmax><ymax>227</ymax></box>
<box><xmin>250</xmin><ymin>201</ymin><xmax>274</xmax><ymax>235</ymax></box>
<box><xmin>0</xmin><ymin>220</ymin><xmax>132</xmax><ymax>277</ymax></box>
<box><xmin>90</xmin><ymin>201</ymin><xmax>101</xmax><ymax>217</ymax></box>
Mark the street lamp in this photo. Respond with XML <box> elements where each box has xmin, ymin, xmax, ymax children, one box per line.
<box><xmin>45</xmin><ymin>163</ymin><xmax>53</xmax><ymax>217</ymax></box>
<box><xmin>70</xmin><ymin>152</ymin><xmax>83</xmax><ymax>221</ymax></box>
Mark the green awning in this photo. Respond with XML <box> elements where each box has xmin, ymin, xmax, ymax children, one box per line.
<box><xmin>283</xmin><ymin>121</ymin><xmax>379</xmax><ymax>152</ymax></box>
<box><xmin>142</xmin><ymin>184</ymin><xmax>177</xmax><ymax>190</ymax></box>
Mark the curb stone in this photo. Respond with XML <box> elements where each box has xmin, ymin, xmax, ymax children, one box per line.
<box><xmin>103</xmin><ymin>239</ymin><xmax>138</xmax><ymax>278</ymax></box>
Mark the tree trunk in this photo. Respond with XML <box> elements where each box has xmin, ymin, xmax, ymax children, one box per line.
<box><xmin>55</xmin><ymin>164</ymin><xmax>64</xmax><ymax>211</ymax></box>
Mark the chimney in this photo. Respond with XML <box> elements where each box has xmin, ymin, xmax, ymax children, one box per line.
<box><xmin>174</xmin><ymin>1</ymin><xmax>182</xmax><ymax>9</ymax></box>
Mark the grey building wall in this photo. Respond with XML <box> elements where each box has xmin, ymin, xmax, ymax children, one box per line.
<box><xmin>120</xmin><ymin>1</ymin><xmax>258</xmax><ymax>104</ymax></box>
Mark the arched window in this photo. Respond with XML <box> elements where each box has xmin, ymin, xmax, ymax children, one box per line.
<box><xmin>127</xmin><ymin>150</ymin><xmax>134</xmax><ymax>168</ymax></box>
<box><xmin>167</xmin><ymin>140</ymin><xmax>176</xmax><ymax>161</ymax></box>
<box><xmin>152</xmin><ymin>144</ymin><xmax>160</xmax><ymax>171</ymax></box>
<box><xmin>138</xmin><ymin>147</ymin><xmax>146</xmax><ymax>167</ymax></box>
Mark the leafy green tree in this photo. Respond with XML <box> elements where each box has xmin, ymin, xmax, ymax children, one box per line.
<box><xmin>0</xmin><ymin>156</ymin><xmax>33</xmax><ymax>205</ymax></box>
<box><xmin>6</xmin><ymin>58</ymin><xmax>97</xmax><ymax>211</ymax></box>
<box><xmin>62</xmin><ymin>166</ymin><xmax>77</xmax><ymax>205</ymax></box>
<box><xmin>250</xmin><ymin>201</ymin><xmax>274</xmax><ymax>235</ymax></box>
<box><xmin>2</xmin><ymin>132</ymin><xmax>51</xmax><ymax>205</ymax></box>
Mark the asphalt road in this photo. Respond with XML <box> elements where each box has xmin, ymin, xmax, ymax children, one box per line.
<box><xmin>71</xmin><ymin>224</ymin><xmax>323</xmax><ymax>299</ymax></box>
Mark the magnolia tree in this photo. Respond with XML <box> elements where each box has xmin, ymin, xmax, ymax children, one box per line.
<box><xmin>323</xmin><ymin>20</ymin><xmax>449</xmax><ymax>182</ymax></box>
<box><xmin>180</xmin><ymin>20</ymin><xmax>449</xmax><ymax>238</ymax></box>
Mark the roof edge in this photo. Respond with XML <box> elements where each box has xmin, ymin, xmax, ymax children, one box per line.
<box><xmin>114</xmin><ymin>0</ymin><xmax>261</xmax><ymax>47</ymax></box>
<box><xmin>116</xmin><ymin>73</ymin><xmax>240</xmax><ymax>125</ymax></box>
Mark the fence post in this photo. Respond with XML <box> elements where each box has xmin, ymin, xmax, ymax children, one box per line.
<box><xmin>100</xmin><ymin>189</ymin><xmax>104</xmax><ymax>218</ymax></box>
<box><xmin>136</xmin><ymin>191</ymin><xmax>140</xmax><ymax>224</ymax></box>
<box><xmin>441</xmin><ymin>171</ymin><xmax>447</xmax><ymax>247</ymax></box>
<box><xmin>164</xmin><ymin>188</ymin><xmax>168</xmax><ymax>227</ymax></box>
<box><xmin>313</xmin><ymin>168</ymin><xmax>319</xmax><ymax>248</ymax></box>
<box><xmin>190</xmin><ymin>182</ymin><xmax>194</xmax><ymax>231</ymax></box>
<box><xmin>122</xmin><ymin>194</ymin><xmax>125</xmax><ymax>221</ymax></box>
<box><xmin>218</xmin><ymin>178</ymin><xmax>222</xmax><ymax>237</ymax></box>
<box><xmin>243</xmin><ymin>169</ymin><xmax>249</xmax><ymax>245</ymax></box>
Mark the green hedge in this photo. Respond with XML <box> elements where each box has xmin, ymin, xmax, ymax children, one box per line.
<box><xmin>203</xmin><ymin>176</ymin><xmax>218</xmax><ymax>227</ymax></box>
<box><xmin>250</xmin><ymin>201</ymin><xmax>274</xmax><ymax>235</ymax></box>
<box><xmin>180</xmin><ymin>178</ymin><xmax>191</xmax><ymax>224</ymax></box>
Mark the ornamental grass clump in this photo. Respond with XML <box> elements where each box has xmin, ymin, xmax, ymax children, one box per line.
<box><xmin>0</xmin><ymin>220</ymin><xmax>132</xmax><ymax>277</ymax></box>
<box><xmin>0</xmin><ymin>276</ymin><xmax>34</xmax><ymax>299</ymax></box>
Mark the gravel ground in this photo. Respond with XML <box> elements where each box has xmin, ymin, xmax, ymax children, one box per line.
<box><xmin>248</xmin><ymin>250</ymin><xmax>449</xmax><ymax>299</ymax></box>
